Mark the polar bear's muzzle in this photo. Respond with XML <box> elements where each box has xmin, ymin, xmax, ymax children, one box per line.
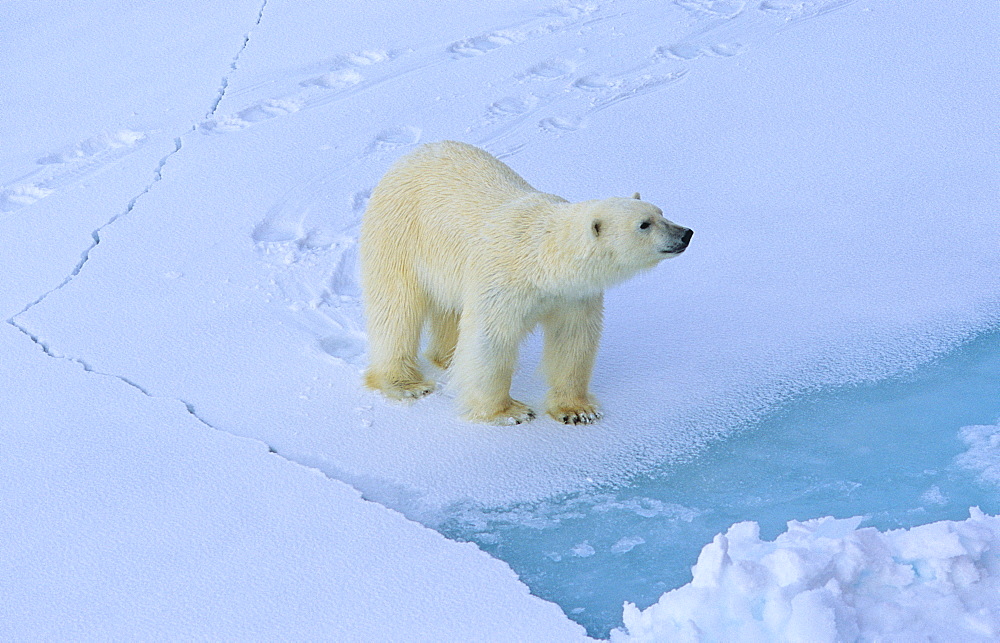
<box><xmin>660</xmin><ymin>225</ymin><xmax>693</xmax><ymax>256</ymax></box>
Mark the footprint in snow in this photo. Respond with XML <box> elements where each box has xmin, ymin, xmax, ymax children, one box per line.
<box><xmin>202</xmin><ymin>49</ymin><xmax>400</xmax><ymax>134</ymax></box>
<box><xmin>523</xmin><ymin>58</ymin><xmax>578</xmax><ymax>81</ymax></box>
<box><xmin>655</xmin><ymin>42</ymin><xmax>744</xmax><ymax>60</ymax></box>
<box><xmin>539</xmin><ymin>116</ymin><xmax>584</xmax><ymax>133</ymax></box>
<box><xmin>301</xmin><ymin>69</ymin><xmax>364</xmax><ymax>90</ymax></box>
<box><xmin>759</xmin><ymin>0</ymin><xmax>858</xmax><ymax>22</ymax></box>
<box><xmin>487</xmin><ymin>95</ymin><xmax>540</xmax><ymax>122</ymax></box>
<box><xmin>336</xmin><ymin>49</ymin><xmax>396</xmax><ymax>66</ymax></box>
<box><xmin>368</xmin><ymin>126</ymin><xmax>422</xmax><ymax>153</ymax></box>
<box><xmin>1</xmin><ymin>130</ymin><xmax>146</xmax><ymax>213</ymax></box>
<box><xmin>674</xmin><ymin>0</ymin><xmax>747</xmax><ymax>18</ymax></box>
<box><xmin>448</xmin><ymin>32</ymin><xmax>520</xmax><ymax>58</ymax></box>
<box><xmin>566</xmin><ymin>71</ymin><xmax>688</xmax><ymax>116</ymax></box>
<box><xmin>447</xmin><ymin>1</ymin><xmax>602</xmax><ymax>59</ymax></box>
<box><xmin>0</xmin><ymin>185</ymin><xmax>54</xmax><ymax>213</ymax></box>
<box><xmin>709</xmin><ymin>43</ymin><xmax>745</xmax><ymax>56</ymax></box>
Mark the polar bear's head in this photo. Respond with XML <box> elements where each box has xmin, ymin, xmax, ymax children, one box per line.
<box><xmin>539</xmin><ymin>194</ymin><xmax>692</xmax><ymax>294</ymax></box>
<box><xmin>581</xmin><ymin>194</ymin><xmax>692</xmax><ymax>282</ymax></box>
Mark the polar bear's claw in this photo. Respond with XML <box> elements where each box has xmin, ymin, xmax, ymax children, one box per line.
<box><xmin>550</xmin><ymin>404</ymin><xmax>603</xmax><ymax>425</ymax></box>
<box><xmin>504</xmin><ymin>406</ymin><xmax>536</xmax><ymax>425</ymax></box>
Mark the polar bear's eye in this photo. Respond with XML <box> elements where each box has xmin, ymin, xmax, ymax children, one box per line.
<box><xmin>639</xmin><ymin>220</ymin><xmax>652</xmax><ymax>230</ymax></box>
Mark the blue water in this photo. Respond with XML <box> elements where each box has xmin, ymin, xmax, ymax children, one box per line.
<box><xmin>439</xmin><ymin>329</ymin><xmax>1000</xmax><ymax>639</ymax></box>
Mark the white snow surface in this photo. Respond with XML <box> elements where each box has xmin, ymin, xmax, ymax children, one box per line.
<box><xmin>613</xmin><ymin>509</ymin><xmax>1000</xmax><ymax>642</ymax></box>
<box><xmin>3</xmin><ymin>0</ymin><xmax>999</xmax><ymax>639</ymax></box>
<box><xmin>0</xmin><ymin>324</ymin><xmax>585</xmax><ymax>640</ymax></box>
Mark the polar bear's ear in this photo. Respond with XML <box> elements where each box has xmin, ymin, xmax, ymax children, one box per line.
<box><xmin>592</xmin><ymin>219</ymin><xmax>602</xmax><ymax>238</ymax></box>
<box><xmin>632</xmin><ymin>192</ymin><xmax>641</xmax><ymax>200</ymax></box>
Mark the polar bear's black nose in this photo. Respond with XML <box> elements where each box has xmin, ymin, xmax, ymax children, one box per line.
<box><xmin>660</xmin><ymin>225</ymin><xmax>693</xmax><ymax>255</ymax></box>
<box><xmin>672</xmin><ymin>227</ymin><xmax>693</xmax><ymax>252</ymax></box>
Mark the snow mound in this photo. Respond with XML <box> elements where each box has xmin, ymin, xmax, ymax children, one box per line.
<box><xmin>613</xmin><ymin>509</ymin><xmax>1000</xmax><ymax>642</ymax></box>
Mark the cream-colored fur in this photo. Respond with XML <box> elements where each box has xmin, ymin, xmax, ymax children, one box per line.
<box><xmin>360</xmin><ymin>141</ymin><xmax>692</xmax><ymax>425</ymax></box>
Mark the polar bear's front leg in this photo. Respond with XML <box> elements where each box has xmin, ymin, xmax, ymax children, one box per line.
<box><xmin>542</xmin><ymin>295</ymin><xmax>604</xmax><ymax>425</ymax></box>
<box><xmin>451</xmin><ymin>306</ymin><xmax>536</xmax><ymax>425</ymax></box>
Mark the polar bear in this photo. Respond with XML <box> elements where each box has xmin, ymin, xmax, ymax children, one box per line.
<box><xmin>360</xmin><ymin>141</ymin><xmax>692</xmax><ymax>425</ymax></box>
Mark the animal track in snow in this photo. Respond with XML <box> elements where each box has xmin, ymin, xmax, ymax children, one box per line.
<box><xmin>655</xmin><ymin>42</ymin><xmax>745</xmax><ymax>60</ymax></box>
<box><xmin>644</xmin><ymin>0</ymin><xmax>854</xmax><ymax>88</ymax></box>
<box><xmin>200</xmin><ymin>1</ymin><xmax>610</xmax><ymax>144</ymax></box>
<box><xmin>573</xmin><ymin>74</ymin><xmax>620</xmax><ymax>91</ymax></box>
<box><xmin>523</xmin><ymin>58</ymin><xmax>578</xmax><ymax>81</ymax></box>
<box><xmin>447</xmin><ymin>2</ymin><xmax>601</xmax><ymax>58</ymax></box>
<box><xmin>252</xmin><ymin>125</ymin><xmax>424</xmax><ymax>367</ymax></box>
<box><xmin>1</xmin><ymin>130</ymin><xmax>146</xmax><ymax>213</ymax></box>
<box><xmin>487</xmin><ymin>95</ymin><xmax>541</xmax><ymax>121</ymax></box>
<box><xmin>448</xmin><ymin>32</ymin><xmax>520</xmax><ymax>58</ymax></box>
<box><xmin>201</xmin><ymin>49</ymin><xmax>405</xmax><ymax>133</ymax></box>
<box><xmin>474</xmin><ymin>64</ymin><xmax>687</xmax><ymax>158</ymax></box>
<box><xmin>539</xmin><ymin>116</ymin><xmax>584</xmax><ymax>133</ymax></box>
<box><xmin>255</xmin><ymin>203</ymin><xmax>367</xmax><ymax>367</ymax></box>
<box><xmin>369</xmin><ymin>126</ymin><xmax>422</xmax><ymax>152</ymax></box>
<box><xmin>301</xmin><ymin>69</ymin><xmax>364</xmax><ymax>90</ymax></box>
<box><xmin>335</xmin><ymin>49</ymin><xmax>396</xmax><ymax>66</ymax></box>
<box><xmin>205</xmin><ymin>2</ymin><xmax>606</xmax><ymax>135</ymax></box>
<box><xmin>707</xmin><ymin>42</ymin><xmax>745</xmax><ymax>56</ymax></box>
<box><xmin>674</xmin><ymin>0</ymin><xmax>747</xmax><ymax>18</ymax></box>
<box><xmin>576</xmin><ymin>71</ymin><xmax>689</xmax><ymax>113</ymax></box>
<box><xmin>0</xmin><ymin>185</ymin><xmax>54</xmax><ymax>213</ymax></box>
<box><xmin>658</xmin><ymin>44</ymin><xmax>701</xmax><ymax>60</ymax></box>
<box><xmin>758</xmin><ymin>0</ymin><xmax>857</xmax><ymax>22</ymax></box>
<box><xmin>318</xmin><ymin>332</ymin><xmax>366</xmax><ymax>363</ymax></box>
<box><xmin>538</xmin><ymin>2</ymin><xmax>603</xmax><ymax>20</ymax></box>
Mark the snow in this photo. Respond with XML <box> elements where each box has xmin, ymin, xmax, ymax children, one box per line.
<box><xmin>612</xmin><ymin>509</ymin><xmax>1000</xmax><ymax>642</ymax></box>
<box><xmin>2</xmin><ymin>0</ymin><xmax>998</xmax><ymax>639</ymax></box>
<box><xmin>0</xmin><ymin>324</ymin><xmax>586</xmax><ymax>640</ymax></box>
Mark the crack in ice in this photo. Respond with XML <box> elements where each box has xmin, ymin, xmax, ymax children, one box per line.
<box><xmin>207</xmin><ymin>0</ymin><xmax>269</xmax><ymax>118</ymax></box>
<box><xmin>6</xmin><ymin>321</ymin><xmax>309</xmax><ymax>475</ymax></box>
<box><xmin>11</xmin><ymin>317</ymin><xmax>378</xmax><ymax>507</ymax></box>
<box><xmin>6</xmin><ymin>137</ymin><xmax>183</xmax><ymax>324</ymax></box>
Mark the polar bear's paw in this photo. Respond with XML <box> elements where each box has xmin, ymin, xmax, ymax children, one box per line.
<box><xmin>391</xmin><ymin>380</ymin><xmax>437</xmax><ymax>400</ymax></box>
<box><xmin>468</xmin><ymin>399</ymin><xmax>537</xmax><ymax>425</ymax></box>
<box><xmin>364</xmin><ymin>369</ymin><xmax>436</xmax><ymax>401</ymax></box>
<box><xmin>548</xmin><ymin>401</ymin><xmax>603</xmax><ymax>425</ymax></box>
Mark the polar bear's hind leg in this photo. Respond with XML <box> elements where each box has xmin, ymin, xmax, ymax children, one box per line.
<box><xmin>426</xmin><ymin>306</ymin><xmax>460</xmax><ymax>370</ymax></box>
<box><xmin>362</xmin><ymin>267</ymin><xmax>435</xmax><ymax>400</ymax></box>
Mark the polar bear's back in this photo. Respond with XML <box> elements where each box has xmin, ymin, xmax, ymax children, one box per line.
<box><xmin>378</xmin><ymin>140</ymin><xmax>536</xmax><ymax>212</ymax></box>
<box><xmin>361</xmin><ymin>141</ymin><xmax>550</xmax><ymax>305</ymax></box>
